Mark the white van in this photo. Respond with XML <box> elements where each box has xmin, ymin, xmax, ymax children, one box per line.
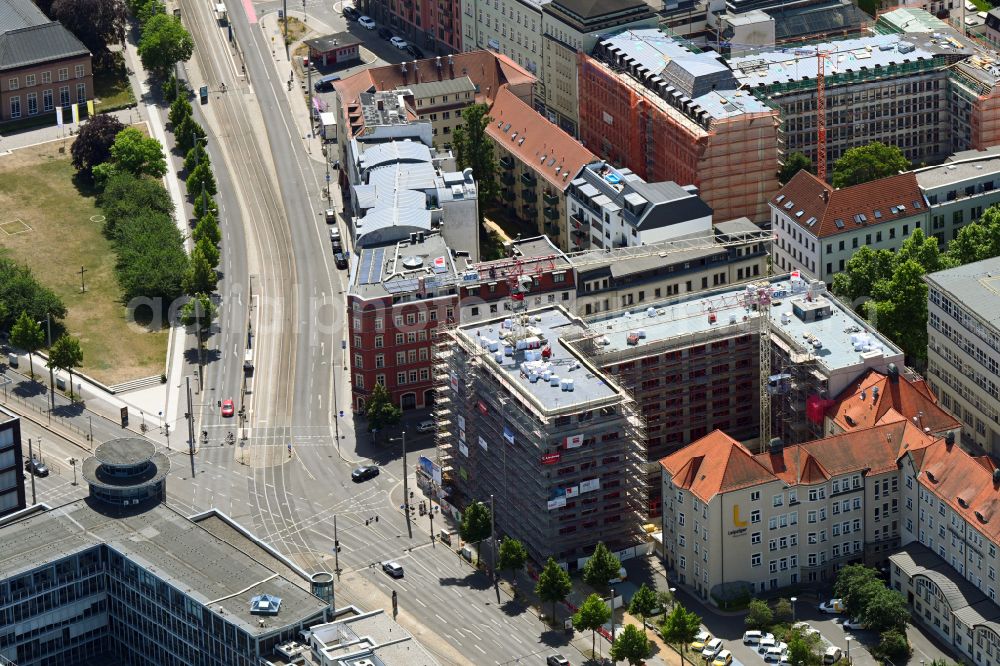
<box><xmin>701</xmin><ymin>638</ymin><xmax>724</xmax><ymax>660</ymax></box>
<box><xmin>824</xmin><ymin>647</ymin><xmax>843</xmax><ymax>664</ymax></box>
<box><xmin>743</xmin><ymin>630</ymin><xmax>769</xmax><ymax>645</ymax></box>
<box><xmin>758</xmin><ymin>636</ymin><xmax>778</xmax><ymax>653</ymax></box>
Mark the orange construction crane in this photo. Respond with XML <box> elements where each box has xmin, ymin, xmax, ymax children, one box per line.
<box><xmin>816</xmin><ymin>51</ymin><xmax>828</xmax><ymax>181</ymax></box>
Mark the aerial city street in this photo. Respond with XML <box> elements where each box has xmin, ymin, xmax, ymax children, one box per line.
<box><xmin>1</xmin><ymin>0</ymin><xmax>1000</xmax><ymax>663</ymax></box>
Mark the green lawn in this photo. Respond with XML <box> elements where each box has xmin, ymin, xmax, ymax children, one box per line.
<box><xmin>94</xmin><ymin>55</ymin><xmax>135</xmax><ymax>112</ymax></box>
<box><xmin>0</xmin><ymin>140</ymin><xmax>167</xmax><ymax>385</ymax></box>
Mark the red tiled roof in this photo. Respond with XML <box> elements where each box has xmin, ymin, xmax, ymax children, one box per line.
<box><xmin>660</xmin><ymin>430</ymin><xmax>777</xmax><ymax>503</ymax></box>
<box><xmin>827</xmin><ymin>369</ymin><xmax>960</xmax><ymax>435</ymax></box>
<box><xmin>333</xmin><ymin>50</ymin><xmax>534</xmax><ymax>137</ymax></box>
<box><xmin>771</xmin><ymin>170</ymin><xmax>925</xmax><ymax>239</ymax></box>
<box><xmin>486</xmin><ymin>87</ymin><xmax>596</xmax><ymax>192</ymax></box>
<box><xmin>911</xmin><ymin>438</ymin><xmax>1000</xmax><ymax>542</ymax></box>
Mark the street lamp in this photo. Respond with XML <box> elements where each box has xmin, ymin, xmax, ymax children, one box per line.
<box><xmin>610</xmin><ymin>582</ymin><xmax>616</xmax><ymax>641</ymax></box>
<box><xmin>669</xmin><ymin>586</ymin><xmax>677</xmax><ymax>609</ymax></box>
<box><xmin>790</xmin><ymin>596</ymin><xmax>797</xmax><ymax>622</ymax></box>
<box><xmin>845</xmin><ymin>637</ymin><xmax>852</xmax><ymax>663</ymax></box>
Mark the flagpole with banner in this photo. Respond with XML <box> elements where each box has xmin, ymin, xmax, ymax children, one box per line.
<box><xmin>71</xmin><ymin>103</ymin><xmax>79</xmax><ymax>124</ymax></box>
<box><xmin>86</xmin><ymin>100</ymin><xmax>95</xmax><ymax>118</ymax></box>
<box><xmin>55</xmin><ymin>106</ymin><xmax>63</xmax><ymax>127</ymax></box>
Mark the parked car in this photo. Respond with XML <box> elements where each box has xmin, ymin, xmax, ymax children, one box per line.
<box><xmin>791</xmin><ymin>622</ymin><xmax>820</xmax><ymax>639</ymax></box>
<box><xmin>382</xmin><ymin>561</ymin><xmax>404</xmax><ymax>578</ymax></box>
<box><xmin>758</xmin><ymin>636</ymin><xmax>778</xmax><ymax>653</ymax></box>
<box><xmin>405</xmin><ymin>44</ymin><xmax>425</xmax><ymax>59</ymax></box>
<box><xmin>326</xmin><ymin>209</ymin><xmax>337</xmax><ymax>225</ymax></box>
<box><xmin>701</xmin><ymin>638</ymin><xmax>723</xmax><ymax>660</ymax></box>
<box><xmin>417</xmin><ymin>419</ymin><xmax>436</xmax><ymax>433</ymax></box>
<box><xmin>713</xmin><ymin>650</ymin><xmax>733</xmax><ymax>666</ymax></box>
<box><xmin>690</xmin><ymin>630</ymin><xmax>712</xmax><ymax>652</ymax></box>
<box><xmin>390</xmin><ymin>36</ymin><xmax>408</xmax><ymax>49</ymax></box>
<box><xmin>332</xmin><ymin>238</ymin><xmax>343</xmax><ymax>253</ymax></box>
<box><xmin>819</xmin><ymin>598</ymin><xmax>845</xmax><ymax>614</ymax></box>
<box><xmin>24</xmin><ymin>457</ymin><xmax>49</xmax><ymax>477</ymax></box>
<box><xmin>743</xmin><ymin>630</ymin><xmax>771</xmax><ymax>645</ymax></box>
<box><xmin>358</xmin><ymin>15</ymin><xmax>375</xmax><ymax>29</ymax></box>
<box><xmin>546</xmin><ymin>655</ymin><xmax>570</xmax><ymax>666</ymax></box>
<box><xmin>351</xmin><ymin>465</ymin><xmax>379</xmax><ymax>481</ymax></box>
<box><xmin>823</xmin><ymin>647</ymin><xmax>843</xmax><ymax>664</ymax></box>
<box><xmin>343</xmin><ymin>5</ymin><xmax>359</xmax><ymax>20</ymax></box>
<box><xmin>313</xmin><ymin>74</ymin><xmax>341</xmax><ymax>92</ymax></box>
<box><xmin>765</xmin><ymin>649</ymin><xmax>787</xmax><ymax>664</ymax></box>
<box><xmin>334</xmin><ymin>252</ymin><xmax>348</xmax><ymax>269</ymax></box>
<box><xmin>378</xmin><ymin>27</ymin><xmax>392</xmax><ymax>39</ymax></box>
<box><xmin>842</xmin><ymin>618</ymin><xmax>865</xmax><ymax>630</ymax></box>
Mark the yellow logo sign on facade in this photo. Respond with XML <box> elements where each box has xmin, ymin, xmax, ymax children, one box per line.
<box><xmin>733</xmin><ymin>504</ymin><xmax>748</xmax><ymax>528</ymax></box>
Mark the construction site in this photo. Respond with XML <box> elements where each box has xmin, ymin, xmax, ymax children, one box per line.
<box><xmin>577</xmin><ymin>30</ymin><xmax>782</xmax><ymax>224</ymax></box>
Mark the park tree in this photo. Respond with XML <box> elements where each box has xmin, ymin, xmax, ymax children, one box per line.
<box><xmin>582</xmin><ymin>542</ymin><xmax>621</xmax><ymax>594</ymax></box>
<box><xmin>861</xmin><ymin>587</ymin><xmax>910</xmax><ymax>634</ymax></box>
<box><xmin>193</xmin><ymin>211</ymin><xmax>221</xmax><ymax>247</ymax></box>
<box><xmin>184</xmin><ymin>140</ymin><xmax>209</xmax><ymax>173</ymax></box>
<box><xmin>628</xmin><ymin>584</ymin><xmax>659</xmax><ymax>637</ymax></box>
<box><xmin>94</xmin><ymin>127</ymin><xmax>167</xmax><ymax>183</ymax></box>
<box><xmin>778</xmin><ymin>152</ymin><xmax>814</xmax><ymax>184</ymax></box>
<box><xmin>745</xmin><ymin>598</ymin><xmax>774</xmax><ymax>630</ymax></box>
<box><xmin>113</xmin><ymin>212</ymin><xmax>189</xmax><ymax>304</ymax></box>
<box><xmin>832</xmin><ymin>141</ymin><xmax>910</xmax><ymax>188</ymax></box>
<box><xmin>574</xmin><ymin>592</ymin><xmax>612</xmax><ymax>659</ymax></box>
<box><xmin>364</xmin><ymin>383</ymin><xmax>401</xmax><ymax>434</ymax></box>
<box><xmin>949</xmin><ymin>206</ymin><xmax>1000</xmax><ymax>264</ymax></box>
<box><xmin>787</xmin><ymin>631</ymin><xmax>821</xmax><ymax>666</ymax></box>
<box><xmin>10</xmin><ymin>311</ymin><xmax>46</xmax><ymax>378</ymax></box>
<box><xmin>876</xmin><ymin>629</ymin><xmax>911</xmax><ymax>662</ymax></box>
<box><xmin>869</xmin><ymin>259</ymin><xmax>929</xmax><ymax>366</ymax></box>
<box><xmin>176</xmin><ymin>115</ymin><xmax>207</xmax><ymax>153</ymax></box>
<box><xmin>452</xmin><ymin>103</ymin><xmax>497</xmax><ymax>218</ymax></box>
<box><xmin>660</xmin><ymin>603</ymin><xmax>702</xmax><ymax>665</ymax></box>
<box><xmin>48</xmin><ymin>334</ymin><xmax>84</xmax><ymax>400</ymax></box>
<box><xmin>774</xmin><ymin>598</ymin><xmax>793</xmax><ymax>623</ymax></box>
<box><xmin>50</xmin><ymin>0</ymin><xmax>127</xmax><ymax>57</ymax></box>
<box><xmin>834</xmin><ymin>564</ymin><xmax>881</xmax><ymax>600</ymax></box>
<box><xmin>497</xmin><ymin>536</ymin><xmax>528</xmax><ymax>582</ymax></box>
<box><xmin>186</xmin><ymin>162</ymin><xmax>217</xmax><ymax>198</ymax></box>
<box><xmin>168</xmin><ymin>94</ymin><xmax>193</xmax><ymax>127</ymax></box>
<box><xmin>71</xmin><ymin>114</ymin><xmax>126</xmax><ymax>178</ymax></box>
<box><xmin>137</xmin><ymin>13</ymin><xmax>194</xmax><ymax>77</ymax></box>
<box><xmin>535</xmin><ymin>557</ymin><xmax>573</xmax><ymax>623</ymax></box>
<box><xmin>98</xmin><ymin>171</ymin><xmax>174</xmax><ymax>237</ymax></box>
<box><xmin>0</xmin><ymin>260</ymin><xmax>66</xmax><ymax>332</ymax></box>
<box><xmin>180</xmin><ymin>293</ymin><xmax>216</xmax><ymax>374</ymax></box>
<box><xmin>132</xmin><ymin>0</ymin><xmax>165</xmax><ymax>28</ymax></box>
<box><xmin>831</xmin><ymin>246</ymin><xmax>895</xmax><ymax>305</ymax></box>
<box><xmin>611</xmin><ymin>623</ymin><xmax>650</xmax><ymax>666</ymax></box>
<box><xmin>459</xmin><ymin>501</ymin><xmax>491</xmax><ymax>564</ymax></box>
<box><xmin>897</xmin><ymin>228</ymin><xmax>954</xmax><ymax>274</ymax></box>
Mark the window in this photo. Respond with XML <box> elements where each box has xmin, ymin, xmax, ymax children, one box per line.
<box><xmin>678</xmin><ymin>512</ymin><xmax>685</xmax><ymax>526</ymax></box>
<box><xmin>752</xmin><ymin>553</ymin><xmax>761</xmax><ymax>567</ymax></box>
<box><xmin>75</xmin><ymin>64</ymin><xmax>85</xmax><ymax>78</ymax></box>
<box><xmin>773</xmin><ymin>494</ymin><xmax>784</xmax><ymax>507</ymax></box>
<box><xmin>59</xmin><ymin>85</ymin><xmax>70</xmax><ymax>107</ymax></box>
<box><xmin>43</xmin><ymin>89</ymin><xmax>53</xmax><ymax>111</ymax></box>
<box><xmin>750</xmin><ymin>510</ymin><xmax>761</xmax><ymax>524</ymax></box>
<box><xmin>750</xmin><ymin>491</ymin><xmax>760</xmax><ymax>501</ymax></box>
<box><xmin>58</xmin><ymin>67</ymin><xmax>68</xmax><ymax>81</ymax></box>
<box><xmin>26</xmin><ymin>92</ymin><xmax>36</xmax><ymax>115</ymax></box>
<box><xmin>751</xmin><ymin>532</ymin><xmax>762</xmax><ymax>545</ymax></box>
<box><xmin>9</xmin><ymin>96</ymin><xmax>20</xmax><ymax>119</ymax></box>
<box><xmin>76</xmin><ymin>82</ymin><xmax>86</xmax><ymax>104</ymax></box>
<box><xmin>25</xmin><ymin>74</ymin><xmax>35</xmax><ymax>86</ymax></box>
<box><xmin>375</xmin><ymin>318</ymin><xmax>384</xmax><ymax>331</ymax></box>
<box><xmin>41</xmin><ymin>71</ymin><xmax>51</xmax><ymax>84</ymax></box>
<box><xmin>375</xmin><ymin>336</ymin><xmax>383</xmax><ymax>349</ymax></box>
<box><xmin>397</xmin><ymin>372</ymin><xmax>406</xmax><ymax>385</ymax></box>
<box><xmin>395</xmin><ymin>333</ymin><xmax>404</xmax><ymax>345</ymax></box>
<box><xmin>355</xmin><ymin>374</ymin><xmax>364</xmax><ymax>389</ymax></box>
<box><xmin>375</xmin><ymin>354</ymin><xmax>384</xmax><ymax>368</ymax></box>
<box><xmin>7</xmin><ymin>77</ymin><xmax>17</xmax><ymax>90</ymax></box>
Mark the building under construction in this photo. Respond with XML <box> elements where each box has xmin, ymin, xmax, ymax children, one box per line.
<box><xmin>567</xmin><ymin>275</ymin><xmax>904</xmax><ymax>518</ymax></box>
<box><xmin>577</xmin><ymin>29</ymin><xmax>781</xmax><ymax>223</ymax></box>
<box><xmin>432</xmin><ymin>305</ymin><xmax>646</xmax><ymax>566</ymax></box>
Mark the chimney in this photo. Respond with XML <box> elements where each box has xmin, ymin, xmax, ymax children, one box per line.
<box><xmin>946</xmin><ymin>432</ymin><xmax>955</xmax><ymax>449</ymax></box>
<box><xmin>821</xmin><ymin>189</ymin><xmax>829</xmax><ymax>203</ymax></box>
<box><xmin>992</xmin><ymin>468</ymin><xmax>1000</xmax><ymax>487</ymax></box>
<box><xmin>887</xmin><ymin>363</ymin><xmax>899</xmax><ymax>383</ymax></box>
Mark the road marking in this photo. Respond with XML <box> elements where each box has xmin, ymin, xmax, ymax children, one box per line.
<box><xmin>475</xmin><ymin>645</ymin><xmax>486</xmax><ymax>655</ymax></box>
<box><xmin>415</xmin><ymin>597</ymin><xmax>427</xmax><ymax>608</ymax></box>
<box><xmin>472</xmin><ymin>604</ymin><xmax>484</xmax><ymax>614</ymax></box>
<box><xmin>435</xmin><ymin>613</ymin><xmax>446</xmax><ymax>624</ymax></box>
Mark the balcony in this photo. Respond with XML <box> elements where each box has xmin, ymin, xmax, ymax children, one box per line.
<box><xmin>500</xmin><ymin>172</ymin><xmax>515</xmax><ymax>186</ymax></box>
<box><xmin>502</xmin><ymin>189</ymin><xmax>516</xmax><ymax>201</ymax></box>
<box><xmin>499</xmin><ymin>155</ymin><xmax>515</xmax><ymax>170</ymax></box>
<box><xmin>544</xmin><ymin>191</ymin><xmax>559</xmax><ymax>206</ymax></box>
<box><xmin>522</xmin><ymin>205</ymin><xmax>538</xmax><ymax>217</ymax></box>
<box><xmin>544</xmin><ymin>207</ymin><xmax>559</xmax><ymax>220</ymax></box>
<box><xmin>520</xmin><ymin>172</ymin><xmax>537</xmax><ymax>187</ymax></box>
<box><xmin>521</xmin><ymin>190</ymin><xmax>537</xmax><ymax>203</ymax></box>
<box><xmin>545</xmin><ymin>221</ymin><xmax>560</xmax><ymax>236</ymax></box>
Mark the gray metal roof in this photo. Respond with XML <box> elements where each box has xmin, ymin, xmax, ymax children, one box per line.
<box><xmin>368</xmin><ymin>161</ymin><xmax>438</xmax><ymax>192</ymax></box>
<box><xmin>303</xmin><ymin>31</ymin><xmax>358</xmax><ymax>52</ymax></box>
<box><xmin>914</xmin><ymin>147</ymin><xmax>1000</xmax><ymax>189</ymax></box>
<box><xmin>0</xmin><ymin>21</ymin><xmax>89</xmax><ymax>71</ymax></box>
<box><xmin>0</xmin><ymin>0</ymin><xmax>47</xmax><ymax>32</ymax></box>
<box><xmin>890</xmin><ymin>542</ymin><xmax>988</xmax><ymax>612</ymax></box>
<box><xmin>401</xmin><ymin>76</ymin><xmax>476</xmax><ymax>98</ymax></box>
<box><xmin>358</xmin><ymin>141</ymin><xmax>432</xmax><ymax>172</ymax></box>
<box><xmin>925</xmin><ymin>256</ymin><xmax>1000</xmax><ymax>330</ymax></box>
<box><xmin>0</xmin><ymin>501</ymin><xmax>329</xmax><ymax>637</ymax></box>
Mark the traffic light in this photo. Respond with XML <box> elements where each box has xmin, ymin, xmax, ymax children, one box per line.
<box><xmin>120</xmin><ymin>407</ymin><xmax>129</xmax><ymax>428</ymax></box>
<box><xmin>334</xmin><ymin>540</ymin><xmax>340</xmax><ymax>553</ymax></box>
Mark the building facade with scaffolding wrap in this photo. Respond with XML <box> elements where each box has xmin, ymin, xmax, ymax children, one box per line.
<box><xmin>577</xmin><ymin>29</ymin><xmax>781</xmax><ymax>224</ymax></box>
<box><xmin>433</xmin><ymin>305</ymin><xmax>647</xmax><ymax>566</ymax></box>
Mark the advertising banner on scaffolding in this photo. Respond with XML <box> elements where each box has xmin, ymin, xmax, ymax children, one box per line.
<box><xmin>565</xmin><ymin>485</ymin><xmax>579</xmax><ymax>499</ymax></box>
<box><xmin>564</xmin><ymin>434</ymin><xmax>583</xmax><ymax>449</ymax></box>
<box><xmin>580</xmin><ymin>477</ymin><xmax>601</xmax><ymax>494</ymax></box>
<box><xmin>459</xmin><ymin>440</ymin><xmax>469</xmax><ymax>456</ymax></box>
<box><xmin>503</xmin><ymin>425</ymin><xmax>515</xmax><ymax>444</ymax></box>
<box><xmin>478</xmin><ymin>435</ymin><xmax>488</xmax><ymax>451</ymax></box>
<box><xmin>547</xmin><ymin>487</ymin><xmax>567</xmax><ymax>510</ymax></box>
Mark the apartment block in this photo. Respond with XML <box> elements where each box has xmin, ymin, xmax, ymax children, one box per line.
<box><xmin>566</xmin><ymin>160</ymin><xmax>713</xmax><ymax>251</ymax></box>
<box><xmin>0</xmin><ymin>437</ymin><xmax>334</xmax><ymax>665</ymax></box>
<box><xmin>486</xmin><ymin>86</ymin><xmax>595</xmax><ymax>251</ymax></box>
<box><xmin>575</xmin><ymin>275</ymin><xmax>901</xmax><ymax>518</ymax></box>
<box><xmin>434</xmin><ymin>305</ymin><xmax>645</xmax><ymax>565</ymax></box>
<box><xmin>662</xmin><ymin>421</ymin><xmax>933</xmax><ymax>602</ymax></box>
<box><xmin>460</xmin><ymin>0</ymin><xmax>546</xmax><ymax>78</ymax></box>
<box><xmin>916</xmin><ymin>148</ymin><xmax>1000</xmax><ymax>245</ymax></box>
<box><xmin>572</xmin><ymin>219</ymin><xmax>770</xmax><ymax>317</ymax></box>
<box><xmin>925</xmin><ymin>256</ymin><xmax>1000</xmax><ymax>455</ymax></box>
<box><xmin>578</xmin><ymin>29</ymin><xmax>780</xmax><ymax>223</ymax></box>
<box><xmin>365</xmin><ymin>0</ymin><xmax>462</xmax><ymax>53</ymax></box>
<box><xmin>770</xmin><ymin>170</ymin><xmax>927</xmax><ymax>283</ymax></box>
<box><xmin>0</xmin><ymin>406</ymin><xmax>25</xmax><ymax>518</ymax></box>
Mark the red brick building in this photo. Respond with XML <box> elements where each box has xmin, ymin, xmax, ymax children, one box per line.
<box><xmin>365</xmin><ymin>0</ymin><xmax>462</xmax><ymax>54</ymax></box>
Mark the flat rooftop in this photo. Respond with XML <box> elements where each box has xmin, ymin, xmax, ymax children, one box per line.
<box><xmin>349</xmin><ymin>233</ymin><xmax>469</xmax><ymax>299</ymax></box>
<box><xmin>0</xmin><ymin>404</ymin><xmax>16</xmax><ymax>425</ymax></box>
<box><xmin>925</xmin><ymin>255</ymin><xmax>1000</xmax><ymax>328</ymax></box>
<box><xmin>586</xmin><ymin>276</ymin><xmax>901</xmax><ymax>373</ymax></box>
<box><xmin>730</xmin><ymin>33</ymin><xmax>971</xmax><ymax>88</ymax></box>
<box><xmin>0</xmin><ymin>501</ymin><xmax>329</xmax><ymax>637</ymax></box>
<box><xmin>914</xmin><ymin>146</ymin><xmax>1000</xmax><ymax>189</ymax></box>
<box><xmin>309</xmin><ymin>609</ymin><xmax>438</xmax><ymax>665</ymax></box>
<box><xmin>457</xmin><ymin>306</ymin><xmax>621</xmax><ymax>414</ymax></box>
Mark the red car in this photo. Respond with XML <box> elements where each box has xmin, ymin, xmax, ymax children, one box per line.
<box><xmin>221</xmin><ymin>399</ymin><xmax>235</xmax><ymax>417</ymax></box>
